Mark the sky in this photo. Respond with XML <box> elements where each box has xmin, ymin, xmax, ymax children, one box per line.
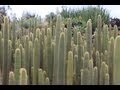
<box><xmin>3</xmin><ymin>5</ymin><xmax>120</xmax><ymax>19</ymax></box>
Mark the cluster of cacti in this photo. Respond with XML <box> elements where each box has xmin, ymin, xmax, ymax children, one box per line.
<box><xmin>0</xmin><ymin>13</ymin><xmax>120</xmax><ymax>85</ymax></box>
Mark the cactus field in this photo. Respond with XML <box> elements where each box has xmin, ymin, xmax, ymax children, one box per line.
<box><xmin>0</xmin><ymin>14</ymin><xmax>120</xmax><ymax>85</ymax></box>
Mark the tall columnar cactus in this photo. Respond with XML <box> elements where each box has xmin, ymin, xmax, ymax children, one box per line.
<box><xmin>33</xmin><ymin>17</ymin><xmax>37</xmax><ymax>39</ymax></box>
<box><xmin>39</xmin><ymin>32</ymin><xmax>43</xmax><ymax>69</ymax></box>
<box><xmin>81</xmin><ymin>69</ymin><xmax>90</xmax><ymax>85</ymax></box>
<box><xmin>104</xmin><ymin>50</ymin><xmax>109</xmax><ymax>65</ymax></box>
<box><xmin>76</xmin><ymin>31</ymin><xmax>83</xmax><ymax>84</ymax></box>
<box><xmin>29</xmin><ymin>32</ymin><xmax>34</xmax><ymax>43</ymax></box>
<box><xmin>19</xmin><ymin>68</ymin><xmax>28</xmax><ymax>85</ymax></box>
<box><xmin>9</xmin><ymin>71</ymin><xmax>16</xmax><ymax>85</ymax></box>
<box><xmin>93</xmin><ymin>67</ymin><xmax>98</xmax><ymax>85</ymax></box>
<box><xmin>86</xmin><ymin>19</ymin><xmax>92</xmax><ymax>58</ymax></box>
<box><xmin>51</xmin><ymin>42</ymin><xmax>55</xmax><ymax>84</ymax></box>
<box><xmin>47</xmin><ymin>28</ymin><xmax>52</xmax><ymax>83</ymax></box>
<box><xmin>109</xmin><ymin>24</ymin><xmax>112</xmax><ymax>38</ymax></box>
<box><xmin>105</xmin><ymin>73</ymin><xmax>109</xmax><ymax>85</ymax></box>
<box><xmin>114</xmin><ymin>25</ymin><xmax>118</xmax><ymax>38</ymax></box>
<box><xmin>97</xmin><ymin>15</ymin><xmax>102</xmax><ymax>53</ymax></box>
<box><xmin>45</xmin><ymin>77</ymin><xmax>50</xmax><ymax>85</ymax></box>
<box><xmin>28</xmin><ymin>41</ymin><xmax>33</xmax><ymax>84</ymax></box>
<box><xmin>22</xmin><ymin>48</ymin><xmax>25</xmax><ymax>68</ymax></box>
<box><xmin>8</xmin><ymin>40</ymin><xmax>12</xmax><ymax>72</ymax></box>
<box><xmin>113</xmin><ymin>36</ymin><xmax>120</xmax><ymax>85</ymax></box>
<box><xmin>100</xmin><ymin>62</ymin><xmax>108</xmax><ymax>85</ymax></box>
<box><xmin>11</xmin><ymin>20</ymin><xmax>16</xmax><ymax>52</ymax></box>
<box><xmin>58</xmin><ymin>32</ymin><xmax>66</xmax><ymax>85</ymax></box>
<box><xmin>102</xmin><ymin>25</ymin><xmax>109</xmax><ymax>53</ymax></box>
<box><xmin>72</xmin><ymin>45</ymin><xmax>78</xmax><ymax>57</ymax></box>
<box><xmin>35</xmin><ymin>29</ymin><xmax>40</xmax><ymax>67</ymax></box>
<box><xmin>66</xmin><ymin>18</ymin><xmax>72</xmax><ymax>58</ymax></box>
<box><xmin>38</xmin><ymin>69</ymin><xmax>44</xmax><ymax>85</ymax></box>
<box><xmin>73</xmin><ymin>28</ymin><xmax>77</xmax><ymax>45</ymax></box>
<box><xmin>95</xmin><ymin>51</ymin><xmax>101</xmax><ymax>84</ymax></box>
<box><xmin>2</xmin><ymin>16</ymin><xmax>9</xmax><ymax>85</ymax></box>
<box><xmin>84</xmin><ymin>52</ymin><xmax>90</xmax><ymax>69</ymax></box>
<box><xmin>33</xmin><ymin>38</ymin><xmax>39</xmax><ymax>85</ymax></box>
<box><xmin>43</xmin><ymin>36</ymin><xmax>48</xmax><ymax>76</ymax></box>
<box><xmin>53</xmin><ymin>14</ymin><xmax>61</xmax><ymax>85</ymax></box>
<box><xmin>14</xmin><ymin>48</ymin><xmax>21</xmax><ymax>84</ymax></box>
<box><xmin>0</xmin><ymin>32</ymin><xmax>2</xmax><ymax>70</ymax></box>
<box><xmin>108</xmin><ymin>37</ymin><xmax>114</xmax><ymax>85</ymax></box>
<box><xmin>1</xmin><ymin>38</ymin><xmax>4</xmax><ymax>72</ymax></box>
<box><xmin>74</xmin><ymin>55</ymin><xmax>78</xmax><ymax>75</ymax></box>
<box><xmin>24</xmin><ymin>35</ymin><xmax>30</xmax><ymax>83</ymax></box>
<box><xmin>94</xmin><ymin>29</ymin><xmax>98</xmax><ymax>51</ymax></box>
<box><xmin>88</xmin><ymin>59</ymin><xmax>93</xmax><ymax>85</ymax></box>
<box><xmin>67</xmin><ymin>51</ymin><xmax>73</xmax><ymax>85</ymax></box>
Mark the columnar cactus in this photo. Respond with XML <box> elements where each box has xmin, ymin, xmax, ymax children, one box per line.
<box><xmin>73</xmin><ymin>28</ymin><xmax>77</xmax><ymax>45</ymax></box>
<box><xmin>8</xmin><ymin>40</ymin><xmax>12</xmax><ymax>72</ymax></box>
<box><xmin>51</xmin><ymin>42</ymin><xmax>55</xmax><ymax>84</ymax></box>
<box><xmin>24</xmin><ymin>35</ymin><xmax>30</xmax><ymax>82</ymax></box>
<box><xmin>93</xmin><ymin>67</ymin><xmax>98</xmax><ymax>85</ymax></box>
<box><xmin>0</xmin><ymin>32</ymin><xmax>2</xmax><ymax>70</ymax></box>
<box><xmin>113</xmin><ymin>25</ymin><xmax>118</xmax><ymax>38</ymax></box>
<box><xmin>21</xmin><ymin>48</ymin><xmax>25</xmax><ymax>68</ymax></box>
<box><xmin>108</xmin><ymin>37</ymin><xmax>114</xmax><ymax>85</ymax></box>
<box><xmin>19</xmin><ymin>68</ymin><xmax>28</xmax><ymax>85</ymax></box>
<box><xmin>47</xmin><ymin>28</ymin><xmax>52</xmax><ymax>83</ymax></box>
<box><xmin>97</xmin><ymin>15</ymin><xmax>102</xmax><ymax>53</ymax></box>
<box><xmin>84</xmin><ymin>52</ymin><xmax>90</xmax><ymax>69</ymax></box>
<box><xmin>53</xmin><ymin>14</ymin><xmax>61</xmax><ymax>85</ymax></box>
<box><xmin>105</xmin><ymin>73</ymin><xmax>109</xmax><ymax>85</ymax></box>
<box><xmin>96</xmin><ymin>51</ymin><xmax>101</xmax><ymax>84</ymax></box>
<box><xmin>28</xmin><ymin>41</ymin><xmax>33</xmax><ymax>84</ymax></box>
<box><xmin>88</xmin><ymin>59</ymin><xmax>93</xmax><ymax>85</ymax></box>
<box><xmin>14</xmin><ymin>48</ymin><xmax>21</xmax><ymax>84</ymax></box>
<box><xmin>58</xmin><ymin>32</ymin><xmax>66</xmax><ymax>85</ymax></box>
<box><xmin>67</xmin><ymin>51</ymin><xmax>73</xmax><ymax>85</ymax></box>
<box><xmin>102</xmin><ymin>25</ymin><xmax>109</xmax><ymax>53</ymax></box>
<box><xmin>86</xmin><ymin>19</ymin><xmax>92</xmax><ymax>58</ymax></box>
<box><xmin>76</xmin><ymin>31</ymin><xmax>83</xmax><ymax>84</ymax></box>
<box><xmin>100</xmin><ymin>62</ymin><xmax>108</xmax><ymax>85</ymax></box>
<box><xmin>38</xmin><ymin>69</ymin><xmax>44</xmax><ymax>85</ymax></box>
<box><xmin>33</xmin><ymin>38</ymin><xmax>39</xmax><ymax>85</ymax></box>
<box><xmin>81</xmin><ymin>68</ymin><xmax>90</xmax><ymax>85</ymax></box>
<box><xmin>2</xmin><ymin>16</ymin><xmax>9</xmax><ymax>85</ymax></box>
<box><xmin>113</xmin><ymin>36</ymin><xmax>120</xmax><ymax>85</ymax></box>
<box><xmin>45</xmin><ymin>77</ymin><xmax>50</xmax><ymax>85</ymax></box>
<box><xmin>9</xmin><ymin>71</ymin><xmax>16</xmax><ymax>85</ymax></box>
